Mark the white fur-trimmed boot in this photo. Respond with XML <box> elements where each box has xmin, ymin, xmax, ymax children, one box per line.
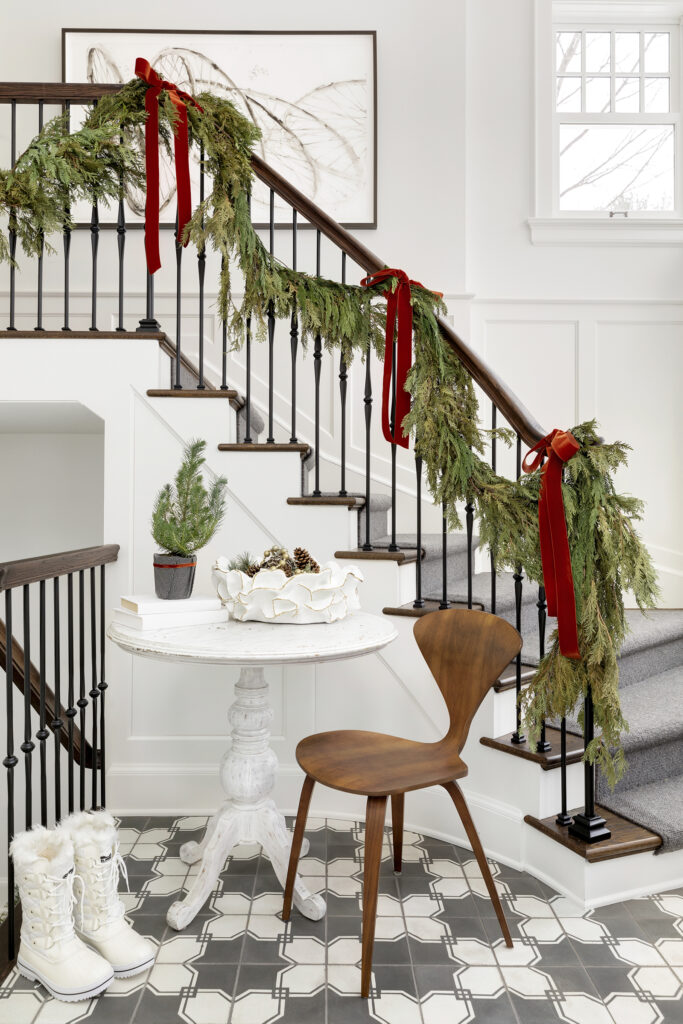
<box><xmin>60</xmin><ymin>810</ymin><xmax>156</xmax><ymax>978</ymax></box>
<box><xmin>11</xmin><ymin>826</ymin><xmax>114</xmax><ymax>1001</ymax></box>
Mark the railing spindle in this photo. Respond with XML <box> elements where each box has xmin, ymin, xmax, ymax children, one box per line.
<box><xmin>312</xmin><ymin>230</ymin><xmax>322</xmax><ymax>495</ymax></box>
<box><xmin>8</xmin><ymin>99</ymin><xmax>17</xmax><ymax>331</ymax></box>
<box><xmin>556</xmin><ymin>718</ymin><xmax>571</xmax><ymax>826</ymax></box>
<box><xmin>388</xmin><ymin>325</ymin><xmax>398</xmax><ymax>551</ymax></box>
<box><xmin>35</xmin><ymin>101</ymin><xmax>45</xmax><ymax>332</ymax></box>
<box><xmin>89</xmin><ymin>567</ymin><xmax>98</xmax><ymax>809</ymax></box>
<box><xmin>38</xmin><ymin>580</ymin><xmax>48</xmax><ymax>826</ymax></box>
<box><xmin>89</xmin><ymin>100</ymin><xmax>100</xmax><ymax>333</ymax></box>
<box><xmin>62</xmin><ymin>101</ymin><xmax>72</xmax><ymax>332</ymax></box>
<box><xmin>66</xmin><ymin>573</ymin><xmax>75</xmax><ymax>813</ymax></box>
<box><xmin>537</xmin><ymin>584</ymin><xmax>551</xmax><ymax>752</ymax></box>
<box><xmin>116</xmin><ymin>147</ymin><xmax>126</xmax><ymax>332</ymax></box>
<box><xmin>414</xmin><ymin>445</ymin><xmax>424</xmax><ymax>609</ymax></box>
<box><xmin>220</xmin><ymin>257</ymin><xmax>228</xmax><ymax>391</ymax></box>
<box><xmin>289</xmin><ymin>209</ymin><xmax>299</xmax><ymax>442</ymax></box>
<box><xmin>22</xmin><ymin>585</ymin><xmax>33</xmax><ymax>828</ymax></box>
<box><xmin>78</xmin><ymin>570</ymin><xmax>86</xmax><ymax>810</ymax></box>
<box><xmin>174</xmin><ymin>209</ymin><xmax>183</xmax><ymax>390</ymax></box>
<box><xmin>338</xmin><ymin>252</ymin><xmax>348</xmax><ymax>496</ymax></box>
<box><xmin>138</xmin><ymin>270</ymin><xmax>160</xmax><ymax>332</ymax></box>
<box><xmin>511</xmin><ymin>434</ymin><xmax>526</xmax><ymax>745</ymax></box>
<box><xmin>53</xmin><ymin>577</ymin><xmax>62</xmax><ymax>822</ymax></box>
<box><xmin>4</xmin><ymin>589</ymin><xmax>17</xmax><ymax>959</ymax></box>
<box><xmin>243</xmin><ymin>196</ymin><xmax>253</xmax><ymax>443</ymax></box>
<box><xmin>568</xmin><ymin>687</ymin><xmax>612</xmax><ymax>843</ymax></box>
<box><xmin>439</xmin><ymin>500</ymin><xmax>450</xmax><ymax>609</ymax></box>
<box><xmin>197</xmin><ymin>143</ymin><xmax>206</xmax><ymax>389</ymax></box>
<box><xmin>466</xmin><ymin>497</ymin><xmax>474</xmax><ymax>610</ymax></box>
<box><xmin>267</xmin><ymin>189</ymin><xmax>275</xmax><ymax>444</ymax></box>
<box><xmin>98</xmin><ymin>563</ymin><xmax>107</xmax><ymax>807</ymax></box>
<box><xmin>362</xmin><ymin>348</ymin><xmax>373</xmax><ymax>550</ymax></box>
<box><xmin>490</xmin><ymin>404</ymin><xmax>497</xmax><ymax>615</ymax></box>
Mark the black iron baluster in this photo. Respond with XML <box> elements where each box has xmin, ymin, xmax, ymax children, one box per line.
<box><xmin>220</xmin><ymin>256</ymin><xmax>228</xmax><ymax>390</ymax></box>
<box><xmin>289</xmin><ymin>210</ymin><xmax>299</xmax><ymax>442</ymax></box>
<box><xmin>362</xmin><ymin>348</ymin><xmax>373</xmax><ymax>550</ymax></box>
<box><xmin>98</xmin><ymin>564</ymin><xmax>107</xmax><ymax>808</ymax></box>
<box><xmin>439</xmin><ymin>501</ymin><xmax>450</xmax><ymax>609</ymax></box>
<box><xmin>556</xmin><ymin>718</ymin><xmax>572</xmax><ymax>826</ymax></box>
<box><xmin>490</xmin><ymin>404</ymin><xmax>497</xmax><ymax>615</ymax></box>
<box><xmin>4</xmin><ymin>589</ymin><xmax>17</xmax><ymax>959</ymax></box>
<box><xmin>414</xmin><ymin>445</ymin><xmax>425</xmax><ymax>609</ymax></box>
<box><xmin>197</xmin><ymin>144</ymin><xmax>206</xmax><ymax>389</ymax></box>
<box><xmin>511</xmin><ymin>434</ymin><xmax>526</xmax><ymax>745</ymax></box>
<box><xmin>568</xmin><ymin>687</ymin><xmax>612</xmax><ymax>843</ymax></box>
<box><xmin>89</xmin><ymin>567</ymin><xmax>99</xmax><ymax>810</ymax></box>
<box><xmin>8</xmin><ymin>99</ymin><xmax>17</xmax><ymax>331</ymax></box>
<box><xmin>38</xmin><ymin>580</ymin><xmax>48</xmax><ymax>826</ymax></box>
<box><xmin>312</xmin><ymin>230</ymin><xmax>322</xmax><ymax>496</ymax></box>
<box><xmin>53</xmin><ymin>577</ymin><xmax>62</xmax><ymax>822</ymax></box>
<box><xmin>66</xmin><ymin>574</ymin><xmax>75</xmax><ymax>813</ymax></box>
<box><xmin>62</xmin><ymin>101</ymin><xmax>71</xmax><ymax>332</ymax></box>
<box><xmin>243</xmin><ymin>193</ymin><xmax>253</xmax><ymax>442</ymax></box>
<box><xmin>35</xmin><ymin>101</ymin><xmax>45</xmax><ymax>332</ymax></box>
<box><xmin>116</xmin><ymin>147</ymin><xmax>126</xmax><ymax>332</ymax></box>
<box><xmin>174</xmin><ymin>209</ymin><xmax>183</xmax><ymax>389</ymax></box>
<box><xmin>466</xmin><ymin>497</ymin><xmax>474</xmax><ymax>610</ymax></box>
<box><xmin>89</xmin><ymin>99</ymin><xmax>100</xmax><ymax>333</ymax></box>
<box><xmin>267</xmin><ymin>189</ymin><xmax>276</xmax><ymax>444</ymax></box>
<box><xmin>78</xmin><ymin>570</ymin><xmax>86</xmax><ymax>810</ymax></box>
<box><xmin>338</xmin><ymin>252</ymin><xmax>348</xmax><ymax>496</ymax></box>
<box><xmin>138</xmin><ymin>271</ymin><xmax>161</xmax><ymax>332</ymax></box>
<box><xmin>537</xmin><ymin>584</ymin><xmax>551</xmax><ymax>752</ymax></box>
<box><xmin>22</xmin><ymin>585</ymin><xmax>33</xmax><ymax>828</ymax></box>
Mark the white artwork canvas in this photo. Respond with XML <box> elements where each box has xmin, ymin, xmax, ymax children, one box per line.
<box><xmin>62</xmin><ymin>29</ymin><xmax>377</xmax><ymax>228</ymax></box>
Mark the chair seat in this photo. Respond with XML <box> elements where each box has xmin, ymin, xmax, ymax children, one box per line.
<box><xmin>296</xmin><ymin>730</ymin><xmax>467</xmax><ymax>797</ymax></box>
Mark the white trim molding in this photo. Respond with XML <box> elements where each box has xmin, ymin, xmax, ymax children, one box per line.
<box><xmin>528</xmin><ymin>215</ymin><xmax>683</xmax><ymax>243</ymax></box>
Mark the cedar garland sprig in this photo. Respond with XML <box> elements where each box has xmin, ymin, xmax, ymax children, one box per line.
<box><xmin>0</xmin><ymin>76</ymin><xmax>660</xmax><ymax>784</ymax></box>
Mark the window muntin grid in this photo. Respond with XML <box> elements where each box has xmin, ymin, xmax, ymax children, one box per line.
<box><xmin>556</xmin><ymin>31</ymin><xmax>671</xmax><ymax>114</ymax></box>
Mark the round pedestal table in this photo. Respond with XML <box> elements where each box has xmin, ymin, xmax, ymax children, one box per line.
<box><xmin>108</xmin><ymin>612</ymin><xmax>397</xmax><ymax>930</ymax></box>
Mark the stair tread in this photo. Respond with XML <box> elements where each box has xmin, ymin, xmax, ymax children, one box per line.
<box><xmin>611</xmin><ymin>666</ymin><xmax>683</xmax><ymax>750</ymax></box>
<box><xmin>426</xmin><ymin>571</ymin><xmax>538</xmax><ymax>612</ymax></box>
<box><xmin>524</xmin><ymin>805</ymin><xmax>662</xmax><ymax>862</ymax></box>
<box><xmin>374</xmin><ymin>533</ymin><xmax>476</xmax><ymax>558</ymax></box>
<box><xmin>147</xmin><ymin>388</ymin><xmax>237</xmax><ymax>398</ymax></box>
<box><xmin>596</xmin><ymin>773</ymin><xmax>683</xmax><ymax>853</ymax></box>
<box><xmin>218</xmin><ymin>442</ymin><xmax>311</xmax><ymax>455</ymax></box>
<box><xmin>288</xmin><ymin>495</ymin><xmax>365</xmax><ymax>508</ymax></box>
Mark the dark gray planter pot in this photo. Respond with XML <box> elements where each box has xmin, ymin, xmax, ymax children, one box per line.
<box><xmin>153</xmin><ymin>553</ymin><xmax>197</xmax><ymax>600</ymax></box>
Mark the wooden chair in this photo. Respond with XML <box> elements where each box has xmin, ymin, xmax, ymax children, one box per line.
<box><xmin>282</xmin><ymin>608</ymin><xmax>522</xmax><ymax>997</ymax></box>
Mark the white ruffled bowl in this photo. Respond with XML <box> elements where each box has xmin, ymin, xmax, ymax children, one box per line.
<box><xmin>212</xmin><ymin>558</ymin><xmax>364</xmax><ymax>624</ymax></box>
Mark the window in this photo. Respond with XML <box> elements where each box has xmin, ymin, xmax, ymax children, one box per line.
<box><xmin>554</xmin><ymin>27</ymin><xmax>678</xmax><ymax>214</ymax></box>
<box><xmin>530</xmin><ymin>2</ymin><xmax>683</xmax><ymax>245</ymax></box>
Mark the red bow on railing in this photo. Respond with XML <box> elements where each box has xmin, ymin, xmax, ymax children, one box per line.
<box><xmin>360</xmin><ymin>269</ymin><xmax>441</xmax><ymax>448</ymax></box>
<box><xmin>135</xmin><ymin>58</ymin><xmax>203</xmax><ymax>275</ymax></box>
<box><xmin>522</xmin><ymin>429</ymin><xmax>581</xmax><ymax>660</ymax></box>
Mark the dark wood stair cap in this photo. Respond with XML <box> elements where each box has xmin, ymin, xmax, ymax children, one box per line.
<box><xmin>335</xmin><ymin>548</ymin><xmax>419</xmax><ymax>565</ymax></box>
<box><xmin>218</xmin><ymin>442</ymin><xmax>311</xmax><ymax>455</ymax></box>
<box><xmin>287</xmin><ymin>495</ymin><xmax>365</xmax><ymax>508</ymax></box>
<box><xmin>147</xmin><ymin>388</ymin><xmax>237</xmax><ymax>398</ymax></box>
<box><xmin>480</xmin><ymin>728</ymin><xmax>584</xmax><ymax>771</ymax></box>
<box><xmin>524</xmin><ymin>806</ymin><xmax>662</xmax><ymax>862</ymax></box>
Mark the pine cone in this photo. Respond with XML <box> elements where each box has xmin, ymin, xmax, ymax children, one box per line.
<box><xmin>293</xmin><ymin>547</ymin><xmax>320</xmax><ymax>574</ymax></box>
<box><xmin>245</xmin><ymin>563</ymin><xmax>261</xmax><ymax>578</ymax></box>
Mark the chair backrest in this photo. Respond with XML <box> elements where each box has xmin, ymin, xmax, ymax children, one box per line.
<box><xmin>413</xmin><ymin>609</ymin><xmax>522</xmax><ymax>754</ymax></box>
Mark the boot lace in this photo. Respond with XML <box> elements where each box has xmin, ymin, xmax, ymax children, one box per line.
<box><xmin>79</xmin><ymin>845</ymin><xmax>129</xmax><ymax>930</ymax></box>
<box><xmin>23</xmin><ymin>869</ymin><xmax>84</xmax><ymax>948</ymax></box>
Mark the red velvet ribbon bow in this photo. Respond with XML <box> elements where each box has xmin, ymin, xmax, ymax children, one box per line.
<box><xmin>135</xmin><ymin>58</ymin><xmax>203</xmax><ymax>275</ymax></box>
<box><xmin>360</xmin><ymin>269</ymin><xmax>441</xmax><ymax>448</ymax></box>
<box><xmin>522</xmin><ymin>429</ymin><xmax>581</xmax><ymax>660</ymax></box>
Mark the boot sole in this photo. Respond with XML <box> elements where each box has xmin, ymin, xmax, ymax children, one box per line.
<box><xmin>17</xmin><ymin>959</ymin><xmax>114</xmax><ymax>1002</ymax></box>
<box><xmin>112</xmin><ymin>956</ymin><xmax>155</xmax><ymax>978</ymax></box>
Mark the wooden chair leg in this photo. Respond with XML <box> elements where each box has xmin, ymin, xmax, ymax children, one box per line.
<box><xmin>282</xmin><ymin>774</ymin><xmax>315</xmax><ymax>921</ymax></box>
<box><xmin>391</xmin><ymin>793</ymin><xmax>404</xmax><ymax>873</ymax></box>
<box><xmin>443</xmin><ymin>781</ymin><xmax>512</xmax><ymax>947</ymax></box>
<box><xmin>361</xmin><ymin>795</ymin><xmax>387</xmax><ymax>998</ymax></box>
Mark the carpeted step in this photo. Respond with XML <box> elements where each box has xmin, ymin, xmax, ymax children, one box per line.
<box><xmin>607</xmin><ymin>667</ymin><xmax>683</xmax><ymax>793</ymax></box>
<box><xmin>596</xmin><ymin>772</ymin><xmax>683</xmax><ymax>853</ymax></box>
<box><xmin>425</xmin><ymin>570</ymin><xmax>540</xmax><ymax>639</ymax></box>
<box><xmin>357</xmin><ymin>495</ymin><xmax>393</xmax><ymax>545</ymax></box>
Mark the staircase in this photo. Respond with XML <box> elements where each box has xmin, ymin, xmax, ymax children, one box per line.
<box><xmin>1</xmin><ymin>79</ymin><xmax>682</xmax><ymax>910</ymax></box>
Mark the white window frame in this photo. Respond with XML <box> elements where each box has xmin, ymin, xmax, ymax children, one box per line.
<box><xmin>530</xmin><ymin>0</ymin><xmax>683</xmax><ymax>244</ymax></box>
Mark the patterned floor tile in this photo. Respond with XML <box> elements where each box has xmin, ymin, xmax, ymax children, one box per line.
<box><xmin>2</xmin><ymin>814</ymin><xmax>682</xmax><ymax>1024</ymax></box>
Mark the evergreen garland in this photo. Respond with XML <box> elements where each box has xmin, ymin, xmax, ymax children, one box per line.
<box><xmin>0</xmin><ymin>75</ymin><xmax>660</xmax><ymax>784</ymax></box>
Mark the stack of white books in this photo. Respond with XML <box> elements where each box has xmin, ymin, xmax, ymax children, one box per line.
<box><xmin>113</xmin><ymin>594</ymin><xmax>228</xmax><ymax>631</ymax></box>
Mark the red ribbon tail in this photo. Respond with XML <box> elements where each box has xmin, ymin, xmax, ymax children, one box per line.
<box><xmin>172</xmin><ymin>99</ymin><xmax>193</xmax><ymax>248</ymax></box>
<box><xmin>143</xmin><ymin>86</ymin><xmax>161</xmax><ymax>275</ymax></box>
<box><xmin>394</xmin><ymin>283</ymin><xmax>412</xmax><ymax>449</ymax></box>
<box><xmin>381</xmin><ymin>293</ymin><xmax>397</xmax><ymax>445</ymax></box>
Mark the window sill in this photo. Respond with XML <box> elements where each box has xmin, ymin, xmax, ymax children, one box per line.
<box><xmin>528</xmin><ymin>217</ymin><xmax>683</xmax><ymax>246</ymax></box>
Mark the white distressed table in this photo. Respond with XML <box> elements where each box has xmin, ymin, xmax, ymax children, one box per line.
<box><xmin>108</xmin><ymin>612</ymin><xmax>397</xmax><ymax>930</ymax></box>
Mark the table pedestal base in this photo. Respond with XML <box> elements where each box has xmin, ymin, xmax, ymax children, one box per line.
<box><xmin>166</xmin><ymin>666</ymin><xmax>325</xmax><ymax>931</ymax></box>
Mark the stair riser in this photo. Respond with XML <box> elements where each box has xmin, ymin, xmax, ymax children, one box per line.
<box><xmin>420</xmin><ymin>550</ymin><xmax>472</xmax><ymax>596</ymax></box>
<box><xmin>357</xmin><ymin>504</ymin><xmax>391</xmax><ymax>545</ymax></box>
<box><xmin>618</xmin><ymin>639</ymin><xmax>683</xmax><ymax>688</ymax></box>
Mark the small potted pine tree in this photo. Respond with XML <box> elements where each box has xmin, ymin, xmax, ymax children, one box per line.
<box><xmin>151</xmin><ymin>439</ymin><xmax>227</xmax><ymax>599</ymax></box>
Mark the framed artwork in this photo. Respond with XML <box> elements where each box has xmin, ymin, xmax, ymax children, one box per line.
<box><xmin>62</xmin><ymin>28</ymin><xmax>377</xmax><ymax>229</ymax></box>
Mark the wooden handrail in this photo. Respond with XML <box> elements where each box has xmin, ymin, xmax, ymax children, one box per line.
<box><xmin>0</xmin><ymin>82</ymin><xmax>546</xmax><ymax>444</ymax></box>
<box><xmin>0</xmin><ymin>544</ymin><xmax>120</xmax><ymax>592</ymax></box>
